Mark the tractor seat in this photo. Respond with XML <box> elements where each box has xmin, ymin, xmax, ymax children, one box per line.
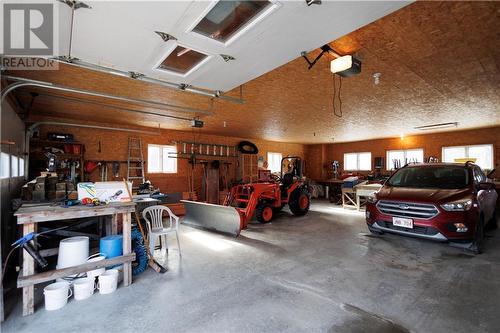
<box><xmin>281</xmin><ymin>173</ymin><xmax>294</xmax><ymax>196</ymax></box>
<box><xmin>282</xmin><ymin>173</ymin><xmax>294</xmax><ymax>187</ymax></box>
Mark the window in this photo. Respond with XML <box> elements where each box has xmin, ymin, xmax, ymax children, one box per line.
<box><xmin>19</xmin><ymin>157</ymin><xmax>25</xmax><ymax>177</ymax></box>
<box><xmin>386</xmin><ymin>149</ymin><xmax>424</xmax><ymax>170</ymax></box>
<box><xmin>0</xmin><ymin>152</ymin><xmax>9</xmax><ymax>178</ymax></box>
<box><xmin>343</xmin><ymin>152</ymin><xmax>371</xmax><ymax>171</ymax></box>
<box><xmin>267</xmin><ymin>152</ymin><xmax>282</xmax><ymax>173</ymax></box>
<box><xmin>147</xmin><ymin>144</ymin><xmax>177</xmax><ymax>173</ymax></box>
<box><xmin>442</xmin><ymin>144</ymin><xmax>493</xmax><ymax>170</ymax></box>
<box><xmin>157</xmin><ymin>45</ymin><xmax>209</xmax><ymax>76</ymax></box>
<box><xmin>191</xmin><ymin>0</ymin><xmax>277</xmax><ymax>45</ymax></box>
<box><xmin>11</xmin><ymin>155</ymin><xmax>18</xmax><ymax>177</ymax></box>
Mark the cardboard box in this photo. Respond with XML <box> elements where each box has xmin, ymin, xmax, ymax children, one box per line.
<box><xmin>34</xmin><ymin>183</ymin><xmax>45</xmax><ymax>192</ymax></box>
<box><xmin>36</xmin><ymin>176</ymin><xmax>47</xmax><ymax>184</ymax></box>
<box><xmin>33</xmin><ymin>191</ymin><xmax>45</xmax><ymax>201</ymax></box>
<box><xmin>95</xmin><ymin>182</ymin><xmax>132</xmax><ymax>202</ymax></box>
<box><xmin>56</xmin><ymin>183</ymin><xmax>67</xmax><ymax>191</ymax></box>
<box><xmin>47</xmin><ymin>191</ymin><xmax>56</xmax><ymax>200</ymax></box>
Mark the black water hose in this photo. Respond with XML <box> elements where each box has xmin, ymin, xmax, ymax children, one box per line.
<box><xmin>131</xmin><ymin>228</ymin><xmax>148</xmax><ymax>276</ymax></box>
<box><xmin>238</xmin><ymin>141</ymin><xmax>258</xmax><ymax>154</ymax></box>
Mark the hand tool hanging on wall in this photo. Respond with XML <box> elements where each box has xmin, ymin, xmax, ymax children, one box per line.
<box><xmin>100</xmin><ymin>162</ymin><xmax>108</xmax><ymax>181</ymax></box>
<box><xmin>112</xmin><ymin>161</ymin><xmax>120</xmax><ymax>178</ymax></box>
<box><xmin>221</xmin><ymin>162</ymin><xmax>232</xmax><ymax>191</ymax></box>
<box><xmin>200</xmin><ymin>161</ymin><xmax>208</xmax><ymax>202</ymax></box>
<box><xmin>122</xmin><ymin>179</ymin><xmax>167</xmax><ymax>274</ymax></box>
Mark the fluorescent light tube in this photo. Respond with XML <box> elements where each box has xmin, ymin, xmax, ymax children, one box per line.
<box><xmin>414</xmin><ymin>122</ymin><xmax>458</xmax><ymax>130</ymax></box>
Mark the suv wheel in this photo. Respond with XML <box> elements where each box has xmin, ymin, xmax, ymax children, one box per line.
<box><xmin>471</xmin><ymin>217</ymin><xmax>485</xmax><ymax>255</ymax></box>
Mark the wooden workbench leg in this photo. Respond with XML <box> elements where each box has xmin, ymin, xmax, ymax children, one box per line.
<box><xmin>357</xmin><ymin>195</ymin><xmax>361</xmax><ymax>211</ymax></box>
<box><xmin>22</xmin><ymin>223</ymin><xmax>35</xmax><ymax>316</ymax></box>
<box><xmin>122</xmin><ymin>213</ymin><xmax>132</xmax><ymax>287</ymax></box>
<box><xmin>111</xmin><ymin>214</ymin><xmax>118</xmax><ymax>235</ymax></box>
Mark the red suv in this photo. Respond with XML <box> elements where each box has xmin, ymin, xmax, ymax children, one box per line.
<box><xmin>366</xmin><ymin>162</ymin><xmax>498</xmax><ymax>253</ymax></box>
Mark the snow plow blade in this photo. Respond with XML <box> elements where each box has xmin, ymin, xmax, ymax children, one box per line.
<box><xmin>181</xmin><ymin>200</ymin><xmax>243</xmax><ymax>237</ymax></box>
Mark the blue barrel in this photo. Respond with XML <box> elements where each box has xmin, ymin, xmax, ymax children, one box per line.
<box><xmin>100</xmin><ymin>235</ymin><xmax>123</xmax><ymax>258</ymax></box>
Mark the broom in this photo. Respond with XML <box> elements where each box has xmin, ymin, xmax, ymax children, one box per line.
<box><xmin>123</xmin><ymin>179</ymin><xmax>167</xmax><ymax>273</ymax></box>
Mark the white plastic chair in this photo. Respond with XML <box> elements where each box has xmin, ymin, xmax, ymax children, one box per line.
<box><xmin>142</xmin><ymin>205</ymin><xmax>181</xmax><ymax>257</ymax></box>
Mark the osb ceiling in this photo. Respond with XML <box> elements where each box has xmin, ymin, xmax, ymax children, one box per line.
<box><xmin>6</xmin><ymin>1</ymin><xmax>500</xmax><ymax>144</ymax></box>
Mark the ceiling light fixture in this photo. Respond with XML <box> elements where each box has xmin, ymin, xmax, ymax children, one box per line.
<box><xmin>330</xmin><ymin>55</ymin><xmax>361</xmax><ymax>77</ymax></box>
<box><xmin>414</xmin><ymin>122</ymin><xmax>458</xmax><ymax>130</ymax></box>
<box><xmin>301</xmin><ymin>44</ymin><xmax>361</xmax><ymax>76</ymax></box>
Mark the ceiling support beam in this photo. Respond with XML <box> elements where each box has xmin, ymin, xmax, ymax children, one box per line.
<box><xmin>17</xmin><ymin>90</ymin><xmax>194</xmax><ymax>122</ymax></box>
<box><xmin>53</xmin><ymin>58</ymin><xmax>245</xmax><ymax>104</ymax></box>
<box><xmin>1</xmin><ymin>75</ymin><xmax>214</xmax><ymax>116</ymax></box>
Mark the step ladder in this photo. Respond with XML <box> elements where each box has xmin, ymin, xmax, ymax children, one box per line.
<box><xmin>127</xmin><ymin>137</ymin><xmax>145</xmax><ymax>190</ymax></box>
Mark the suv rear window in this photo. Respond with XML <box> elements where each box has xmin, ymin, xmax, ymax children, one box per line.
<box><xmin>387</xmin><ymin>166</ymin><xmax>470</xmax><ymax>189</ymax></box>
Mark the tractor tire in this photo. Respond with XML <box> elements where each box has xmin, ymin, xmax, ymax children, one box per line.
<box><xmin>289</xmin><ymin>187</ymin><xmax>310</xmax><ymax>216</ymax></box>
<box><xmin>256</xmin><ymin>204</ymin><xmax>274</xmax><ymax>223</ymax></box>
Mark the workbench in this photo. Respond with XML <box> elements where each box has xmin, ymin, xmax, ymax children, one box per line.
<box><xmin>315</xmin><ymin>179</ymin><xmax>344</xmax><ymax>204</ymax></box>
<box><xmin>14</xmin><ymin>202</ymin><xmax>136</xmax><ymax>316</ymax></box>
<box><xmin>342</xmin><ymin>182</ymin><xmax>383</xmax><ymax>211</ymax></box>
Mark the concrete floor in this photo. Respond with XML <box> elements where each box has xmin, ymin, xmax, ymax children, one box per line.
<box><xmin>3</xmin><ymin>200</ymin><xmax>500</xmax><ymax>333</ymax></box>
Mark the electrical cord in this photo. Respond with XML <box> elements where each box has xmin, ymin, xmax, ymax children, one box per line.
<box><xmin>1</xmin><ymin>223</ymin><xmax>77</xmax><ymax>283</ymax></box>
<box><xmin>1</xmin><ymin>245</ymin><xmax>20</xmax><ymax>283</ymax></box>
<box><xmin>332</xmin><ymin>74</ymin><xmax>343</xmax><ymax>118</ymax></box>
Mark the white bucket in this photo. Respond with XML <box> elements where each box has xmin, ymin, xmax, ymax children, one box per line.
<box><xmin>86</xmin><ymin>253</ymin><xmax>106</xmax><ymax>278</ymax></box>
<box><xmin>73</xmin><ymin>278</ymin><xmax>95</xmax><ymax>301</ymax></box>
<box><xmin>57</xmin><ymin>236</ymin><xmax>89</xmax><ymax>269</ymax></box>
<box><xmin>97</xmin><ymin>269</ymin><xmax>119</xmax><ymax>295</ymax></box>
<box><xmin>44</xmin><ymin>281</ymin><xmax>72</xmax><ymax>311</ymax></box>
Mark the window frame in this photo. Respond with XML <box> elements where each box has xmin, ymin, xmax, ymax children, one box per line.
<box><xmin>186</xmin><ymin>0</ymin><xmax>282</xmax><ymax>47</ymax></box>
<box><xmin>386</xmin><ymin>148</ymin><xmax>424</xmax><ymax>171</ymax></box>
<box><xmin>343</xmin><ymin>152</ymin><xmax>372</xmax><ymax>171</ymax></box>
<box><xmin>267</xmin><ymin>152</ymin><xmax>282</xmax><ymax>173</ymax></box>
<box><xmin>147</xmin><ymin>144</ymin><xmax>178</xmax><ymax>174</ymax></box>
<box><xmin>154</xmin><ymin>42</ymin><xmax>212</xmax><ymax>78</ymax></box>
<box><xmin>442</xmin><ymin>144</ymin><xmax>494</xmax><ymax>170</ymax></box>
<box><xmin>0</xmin><ymin>152</ymin><xmax>10</xmax><ymax>179</ymax></box>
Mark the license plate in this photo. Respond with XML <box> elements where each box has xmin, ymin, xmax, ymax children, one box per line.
<box><xmin>392</xmin><ymin>217</ymin><xmax>413</xmax><ymax>229</ymax></box>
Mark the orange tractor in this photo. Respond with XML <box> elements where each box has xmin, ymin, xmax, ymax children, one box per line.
<box><xmin>182</xmin><ymin>157</ymin><xmax>311</xmax><ymax>236</ymax></box>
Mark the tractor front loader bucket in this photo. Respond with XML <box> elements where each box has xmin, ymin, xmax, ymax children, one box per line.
<box><xmin>181</xmin><ymin>200</ymin><xmax>243</xmax><ymax>237</ymax></box>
